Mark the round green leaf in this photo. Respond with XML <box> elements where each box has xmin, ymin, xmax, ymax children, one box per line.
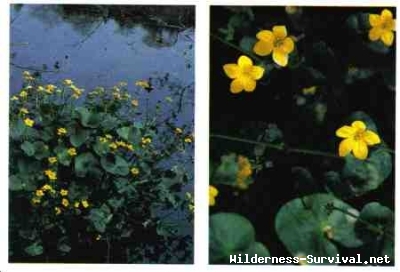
<box><xmin>210</xmin><ymin>213</ymin><xmax>255</xmax><ymax>263</ymax></box>
<box><xmin>100</xmin><ymin>155</ymin><xmax>130</xmax><ymax>176</ymax></box>
<box><xmin>24</xmin><ymin>242</ymin><xmax>43</xmax><ymax>256</ymax></box>
<box><xmin>75</xmin><ymin>152</ymin><xmax>100</xmax><ymax>178</ymax></box>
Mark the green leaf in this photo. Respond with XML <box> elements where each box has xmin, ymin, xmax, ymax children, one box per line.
<box><xmin>70</xmin><ymin>129</ymin><xmax>91</xmax><ymax>147</ymax></box>
<box><xmin>366</xmin><ymin>40</ymin><xmax>391</xmax><ymax>54</ymax></box>
<box><xmin>275</xmin><ymin>194</ymin><xmax>362</xmax><ymax>264</ymax></box>
<box><xmin>9</xmin><ymin>174</ymin><xmax>36</xmax><ymax>191</ymax></box>
<box><xmin>210</xmin><ymin>213</ymin><xmax>255</xmax><ymax>263</ymax></box>
<box><xmin>21</xmin><ymin>141</ymin><xmax>35</xmax><ymax>156</ymax></box>
<box><xmin>345</xmin><ymin>67</ymin><xmax>375</xmax><ymax>84</ymax></box>
<box><xmin>342</xmin><ymin>148</ymin><xmax>392</xmax><ymax>196</ymax></box>
<box><xmin>87</xmin><ymin>204</ymin><xmax>113</xmax><ymax>233</ymax></box>
<box><xmin>100</xmin><ymin>155</ymin><xmax>130</xmax><ymax>176</ymax></box>
<box><xmin>75</xmin><ymin>152</ymin><xmax>100</xmax><ymax>178</ymax></box>
<box><xmin>58</xmin><ymin>243</ymin><xmax>71</xmax><ymax>253</ymax></box>
<box><xmin>55</xmin><ymin>146</ymin><xmax>71</xmax><ymax>166</ymax></box>
<box><xmin>242</xmin><ymin>242</ymin><xmax>270</xmax><ymax>257</ymax></box>
<box><xmin>107</xmin><ymin>197</ymin><xmax>124</xmax><ymax>210</ymax></box>
<box><xmin>355</xmin><ymin>202</ymin><xmax>394</xmax><ymax>261</ymax></box>
<box><xmin>76</xmin><ymin>107</ymin><xmax>103</xmax><ymax>128</ymax></box>
<box><xmin>24</xmin><ymin>242</ymin><xmax>43</xmax><ymax>256</ymax></box>
<box><xmin>212</xmin><ymin>153</ymin><xmax>238</xmax><ymax>186</ymax></box>
<box><xmin>239</xmin><ymin>36</ymin><xmax>256</xmax><ymax>53</ymax></box>
<box><xmin>10</xmin><ymin>175</ymin><xmax>24</xmax><ymax>191</ymax></box>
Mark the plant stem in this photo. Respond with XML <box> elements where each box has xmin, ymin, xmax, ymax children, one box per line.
<box><xmin>210</xmin><ymin>134</ymin><xmax>341</xmax><ymax>159</ymax></box>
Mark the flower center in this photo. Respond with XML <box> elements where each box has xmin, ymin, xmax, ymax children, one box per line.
<box><xmin>241</xmin><ymin>65</ymin><xmax>253</xmax><ymax>77</ymax></box>
<box><xmin>274</xmin><ymin>38</ymin><xmax>284</xmax><ymax>49</ymax></box>
<box><xmin>354</xmin><ymin>130</ymin><xmax>365</xmax><ymax>141</ymax></box>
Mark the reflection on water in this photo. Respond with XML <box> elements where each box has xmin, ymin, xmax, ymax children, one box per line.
<box><xmin>10</xmin><ymin>4</ymin><xmax>194</xmax><ymax>263</ymax></box>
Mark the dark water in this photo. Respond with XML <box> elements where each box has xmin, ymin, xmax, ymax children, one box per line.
<box><xmin>10</xmin><ymin>4</ymin><xmax>194</xmax><ymax>260</ymax></box>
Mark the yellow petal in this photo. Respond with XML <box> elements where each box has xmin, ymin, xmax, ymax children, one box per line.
<box><xmin>363</xmin><ymin>130</ymin><xmax>381</xmax><ymax>145</ymax></box>
<box><xmin>223</xmin><ymin>64</ymin><xmax>240</xmax><ymax>79</ymax></box>
<box><xmin>230</xmin><ymin>79</ymin><xmax>244</xmax><ymax>93</ymax></box>
<box><xmin>369</xmin><ymin>27</ymin><xmax>383</xmax><ymax>41</ymax></box>
<box><xmin>242</xmin><ymin>77</ymin><xmax>256</xmax><ymax>92</ymax></box>
<box><xmin>272</xmin><ymin>25</ymin><xmax>288</xmax><ymax>39</ymax></box>
<box><xmin>336</xmin><ymin>125</ymin><xmax>357</xmax><ymax>138</ymax></box>
<box><xmin>280</xmin><ymin>37</ymin><xmax>295</xmax><ymax>53</ymax></box>
<box><xmin>339</xmin><ymin>138</ymin><xmax>355</xmax><ymax>157</ymax></box>
<box><xmin>353</xmin><ymin>140</ymin><xmax>368</xmax><ymax>160</ymax></box>
<box><xmin>256</xmin><ymin>30</ymin><xmax>275</xmax><ymax>42</ymax></box>
<box><xmin>272</xmin><ymin>49</ymin><xmax>289</xmax><ymax>67</ymax></box>
<box><xmin>209</xmin><ymin>197</ymin><xmax>216</xmax><ymax>206</ymax></box>
<box><xmin>351</xmin><ymin>121</ymin><xmax>366</xmax><ymax>131</ymax></box>
<box><xmin>253</xmin><ymin>40</ymin><xmax>273</xmax><ymax>56</ymax></box>
<box><xmin>381</xmin><ymin>30</ymin><xmax>394</xmax><ymax>46</ymax></box>
<box><xmin>238</xmin><ymin>55</ymin><xmax>253</xmax><ymax>68</ymax></box>
<box><xmin>209</xmin><ymin>186</ymin><xmax>218</xmax><ymax>197</ymax></box>
<box><xmin>369</xmin><ymin>14</ymin><xmax>381</xmax><ymax>27</ymax></box>
<box><xmin>250</xmin><ymin>66</ymin><xmax>265</xmax><ymax>80</ymax></box>
<box><xmin>392</xmin><ymin>19</ymin><xmax>396</xmax><ymax>31</ymax></box>
<box><xmin>381</xmin><ymin>9</ymin><xmax>393</xmax><ymax>20</ymax></box>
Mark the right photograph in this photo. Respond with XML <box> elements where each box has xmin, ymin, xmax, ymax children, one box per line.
<box><xmin>209</xmin><ymin>6</ymin><xmax>395</xmax><ymax>265</ymax></box>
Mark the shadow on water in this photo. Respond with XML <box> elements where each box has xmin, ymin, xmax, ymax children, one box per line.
<box><xmin>10</xmin><ymin>4</ymin><xmax>194</xmax><ymax>263</ymax></box>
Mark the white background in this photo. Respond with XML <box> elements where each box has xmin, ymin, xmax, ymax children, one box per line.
<box><xmin>0</xmin><ymin>0</ymin><xmax>398</xmax><ymax>271</ymax></box>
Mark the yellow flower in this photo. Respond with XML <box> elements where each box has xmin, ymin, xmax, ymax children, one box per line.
<box><xmin>57</xmin><ymin>127</ymin><xmax>67</xmax><ymax>136</ymax></box>
<box><xmin>61</xmin><ymin>198</ymin><xmax>69</xmax><ymax>207</ymax></box>
<box><xmin>135</xmin><ymin>80</ymin><xmax>150</xmax><ymax>89</ymax></box>
<box><xmin>67</xmin><ymin>148</ymin><xmax>77</xmax><ymax>157</ymax></box>
<box><xmin>126</xmin><ymin>144</ymin><xmax>134</xmax><ymax>151</ymax></box>
<box><xmin>130</xmin><ymin>167</ymin><xmax>140</xmax><ymax>176</ymax></box>
<box><xmin>35</xmin><ymin>190</ymin><xmax>44</xmax><ymax>197</ymax></box>
<box><xmin>44</xmin><ymin>169</ymin><xmax>57</xmax><ymax>180</ymax></box>
<box><xmin>37</xmin><ymin>86</ymin><xmax>45</xmax><ymax>92</ymax></box>
<box><xmin>175</xmin><ymin>128</ymin><xmax>183</xmax><ymax>134</ymax></box>
<box><xmin>131</xmin><ymin>99</ymin><xmax>139</xmax><ymax>107</ymax></box>
<box><xmin>74</xmin><ymin>201</ymin><xmax>80</xmax><ymax>208</ymax></box>
<box><xmin>31</xmin><ymin>197</ymin><xmax>41</xmax><ymax>205</ymax></box>
<box><xmin>41</xmin><ymin>184</ymin><xmax>53</xmax><ymax>191</ymax></box>
<box><xmin>11</xmin><ymin>95</ymin><xmax>19</xmax><ymax>101</ymax></box>
<box><xmin>109</xmin><ymin>142</ymin><xmax>118</xmax><ymax>150</ymax></box>
<box><xmin>141</xmin><ymin>137</ymin><xmax>152</xmax><ymax>145</ymax></box>
<box><xmin>71</xmin><ymin>86</ymin><xmax>83</xmax><ymax>99</ymax></box>
<box><xmin>19</xmin><ymin>90</ymin><xmax>28</xmax><ymax>98</ymax></box>
<box><xmin>99</xmin><ymin>137</ymin><xmax>108</xmax><ymax>143</ymax></box>
<box><xmin>116</xmin><ymin>141</ymin><xmax>126</xmax><ymax>147</ymax></box>
<box><xmin>45</xmin><ymin>84</ymin><xmax>57</xmax><ymax>94</ymax></box>
<box><xmin>302</xmin><ymin>86</ymin><xmax>317</xmax><ymax>95</ymax></box>
<box><xmin>368</xmin><ymin>9</ymin><xmax>396</xmax><ymax>47</ymax></box>
<box><xmin>253</xmin><ymin>25</ymin><xmax>295</xmax><ymax>67</ymax></box>
<box><xmin>236</xmin><ymin>155</ymin><xmax>252</xmax><ymax>190</ymax></box>
<box><xmin>20</xmin><ymin>108</ymin><xmax>29</xmax><ymax>114</ymax></box>
<box><xmin>60</xmin><ymin>189</ymin><xmax>68</xmax><ymax>196</ymax></box>
<box><xmin>209</xmin><ymin>185</ymin><xmax>219</xmax><ymax>206</ymax></box>
<box><xmin>336</xmin><ymin>120</ymin><xmax>381</xmax><ymax>160</ymax></box>
<box><xmin>105</xmin><ymin>134</ymin><xmax>113</xmax><ymax>140</ymax></box>
<box><xmin>95</xmin><ymin>234</ymin><xmax>102</xmax><ymax>241</ymax></box>
<box><xmin>184</xmin><ymin>137</ymin><xmax>193</xmax><ymax>143</ymax></box>
<box><xmin>24</xmin><ymin>118</ymin><xmax>34</xmax><ymax>127</ymax></box>
<box><xmin>81</xmin><ymin>200</ymin><xmax>89</xmax><ymax>208</ymax></box>
<box><xmin>63</xmin><ymin>79</ymin><xmax>73</xmax><ymax>86</ymax></box>
<box><xmin>223</xmin><ymin>55</ymin><xmax>264</xmax><ymax>94</ymax></box>
<box><xmin>23</xmin><ymin>71</ymin><xmax>31</xmax><ymax>77</ymax></box>
<box><xmin>48</xmin><ymin>157</ymin><xmax>58</xmax><ymax>164</ymax></box>
<box><xmin>55</xmin><ymin>207</ymin><xmax>62</xmax><ymax>215</ymax></box>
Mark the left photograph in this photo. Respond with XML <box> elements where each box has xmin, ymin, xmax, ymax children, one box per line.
<box><xmin>9</xmin><ymin>4</ymin><xmax>194</xmax><ymax>263</ymax></box>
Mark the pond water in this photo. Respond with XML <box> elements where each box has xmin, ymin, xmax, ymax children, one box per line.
<box><xmin>10</xmin><ymin>4</ymin><xmax>194</xmax><ymax>250</ymax></box>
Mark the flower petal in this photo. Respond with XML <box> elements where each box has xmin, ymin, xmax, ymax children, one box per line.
<box><xmin>223</xmin><ymin>64</ymin><xmax>240</xmax><ymax>79</ymax></box>
<box><xmin>351</xmin><ymin>120</ymin><xmax>366</xmax><ymax>131</ymax></box>
<box><xmin>392</xmin><ymin>19</ymin><xmax>396</xmax><ymax>31</ymax></box>
<box><xmin>339</xmin><ymin>138</ymin><xmax>355</xmax><ymax>157</ymax></box>
<box><xmin>353</xmin><ymin>140</ymin><xmax>368</xmax><ymax>160</ymax></box>
<box><xmin>238</xmin><ymin>55</ymin><xmax>253</xmax><ymax>68</ymax></box>
<box><xmin>381</xmin><ymin>9</ymin><xmax>393</xmax><ymax>20</ymax></box>
<box><xmin>209</xmin><ymin>197</ymin><xmax>216</xmax><ymax>206</ymax></box>
<box><xmin>256</xmin><ymin>30</ymin><xmax>275</xmax><ymax>42</ymax></box>
<box><xmin>272</xmin><ymin>25</ymin><xmax>288</xmax><ymax>39</ymax></box>
<box><xmin>250</xmin><ymin>66</ymin><xmax>265</xmax><ymax>80</ymax></box>
<box><xmin>369</xmin><ymin>14</ymin><xmax>381</xmax><ymax>27</ymax></box>
<box><xmin>230</xmin><ymin>78</ymin><xmax>244</xmax><ymax>94</ymax></box>
<box><xmin>280</xmin><ymin>37</ymin><xmax>295</xmax><ymax>53</ymax></box>
<box><xmin>253</xmin><ymin>40</ymin><xmax>273</xmax><ymax>56</ymax></box>
<box><xmin>272</xmin><ymin>49</ymin><xmax>289</xmax><ymax>67</ymax></box>
<box><xmin>363</xmin><ymin>130</ymin><xmax>381</xmax><ymax>145</ymax></box>
<box><xmin>242</xmin><ymin>77</ymin><xmax>256</xmax><ymax>92</ymax></box>
<box><xmin>336</xmin><ymin>125</ymin><xmax>357</xmax><ymax>138</ymax></box>
<box><xmin>369</xmin><ymin>27</ymin><xmax>383</xmax><ymax>41</ymax></box>
<box><xmin>209</xmin><ymin>186</ymin><xmax>218</xmax><ymax>197</ymax></box>
<box><xmin>381</xmin><ymin>30</ymin><xmax>394</xmax><ymax>46</ymax></box>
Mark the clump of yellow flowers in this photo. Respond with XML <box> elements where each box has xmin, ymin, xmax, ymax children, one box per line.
<box><xmin>368</xmin><ymin>9</ymin><xmax>396</xmax><ymax>47</ymax></box>
<box><xmin>336</xmin><ymin>120</ymin><xmax>381</xmax><ymax>160</ymax></box>
<box><xmin>236</xmin><ymin>155</ymin><xmax>252</xmax><ymax>190</ymax></box>
<box><xmin>223</xmin><ymin>55</ymin><xmax>265</xmax><ymax>93</ymax></box>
